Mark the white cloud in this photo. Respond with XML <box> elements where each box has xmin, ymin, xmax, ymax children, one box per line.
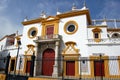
<box><xmin>98</xmin><ymin>0</ymin><xmax>120</xmax><ymax>19</ymax></box>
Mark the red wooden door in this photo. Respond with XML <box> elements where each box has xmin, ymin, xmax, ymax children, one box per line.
<box><xmin>94</xmin><ymin>61</ymin><xmax>105</xmax><ymax>76</ymax></box>
<box><xmin>26</xmin><ymin>61</ymin><xmax>31</xmax><ymax>73</ymax></box>
<box><xmin>42</xmin><ymin>48</ymin><xmax>55</xmax><ymax>76</ymax></box>
<box><xmin>66</xmin><ymin>61</ymin><xmax>75</xmax><ymax>76</ymax></box>
<box><xmin>46</xmin><ymin>26</ymin><xmax>54</xmax><ymax>39</ymax></box>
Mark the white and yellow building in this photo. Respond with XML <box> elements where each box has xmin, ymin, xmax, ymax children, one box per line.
<box><xmin>0</xmin><ymin>3</ymin><xmax>120</xmax><ymax>79</ymax></box>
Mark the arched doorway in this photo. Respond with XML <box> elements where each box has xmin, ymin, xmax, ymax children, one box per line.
<box><xmin>42</xmin><ymin>48</ymin><xmax>55</xmax><ymax>76</ymax></box>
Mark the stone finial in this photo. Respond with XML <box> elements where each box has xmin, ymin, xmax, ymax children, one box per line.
<box><xmin>83</xmin><ymin>0</ymin><xmax>87</xmax><ymax>8</ymax></box>
<box><xmin>24</xmin><ymin>16</ymin><xmax>28</xmax><ymax>22</ymax></box>
<box><xmin>40</xmin><ymin>11</ymin><xmax>46</xmax><ymax>18</ymax></box>
<box><xmin>81</xmin><ymin>0</ymin><xmax>87</xmax><ymax>10</ymax></box>
<box><xmin>16</xmin><ymin>30</ymin><xmax>18</xmax><ymax>36</ymax></box>
<box><xmin>72</xmin><ymin>3</ymin><xmax>76</xmax><ymax>10</ymax></box>
<box><xmin>56</xmin><ymin>8</ymin><xmax>61</xmax><ymax>15</ymax></box>
<box><xmin>101</xmin><ymin>16</ymin><xmax>107</xmax><ymax>25</ymax></box>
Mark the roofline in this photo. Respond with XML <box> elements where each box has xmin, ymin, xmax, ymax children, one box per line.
<box><xmin>22</xmin><ymin>9</ymin><xmax>92</xmax><ymax>25</ymax></box>
<box><xmin>22</xmin><ymin>18</ymin><xmax>44</xmax><ymax>25</ymax></box>
<box><xmin>57</xmin><ymin>9</ymin><xmax>91</xmax><ymax>25</ymax></box>
<box><xmin>0</xmin><ymin>34</ymin><xmax>22</xmax><ymax>41</ymax></box>
<box><xmin>107</xmin><ymin>28</ymin><xmax>120</xmax><ymax>32</ymax></box>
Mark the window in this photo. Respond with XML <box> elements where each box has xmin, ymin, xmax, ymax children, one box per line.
<box><xmin>46</xmin><ymin>26</ymin><xmax>54</xmax><ymax>35</ymax></box>
<box><xmin>64</xmin><ymin>21</ymin><xmax>78</xmax><ymax>35</ymax></box>
<box><xmin>28</xmin><ymin>27</ymin><xmax>38</xmax><ymax>39</ymax></box>
<box><xmin>112</xmin><ymin>33</ymin><xmax>120</xmax><ymax>38</ymax></box>
<box><xmin>92</xmin><ymin>28</ymin><xmax>101</xmax><ymax>42</ymax></box>
<box><xmin>94</xmin><ymin>33</ymin><xmax>99</xmax><ymax>38</ymax></box>
<box><xmin>6</xmin><ymin>37</ymin><xmax>15</xmax><ymax>46</ymax></box>
<box><xmin>46</xmin><ymin>25</ymin><xmax>54</xmax><ymax>39</ymax></box>
<box><xmin>67</xmin><ymin>24</ymin><xmax>75</xmax><ymax>32</ymax></box>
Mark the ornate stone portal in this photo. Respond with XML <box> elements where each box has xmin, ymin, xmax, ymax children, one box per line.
<box><xmin>34</xmin><ymin>38</ymin><xmax>60</xmax><ymax>77</ymax></box>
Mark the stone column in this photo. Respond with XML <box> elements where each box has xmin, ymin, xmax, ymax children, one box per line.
<box><xmin>52</xmin><ymin>41</ymin><xmax>59</xmax><ymax>77</ymax></box>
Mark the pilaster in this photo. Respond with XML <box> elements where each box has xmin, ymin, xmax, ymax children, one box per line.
<box><xmin>52</xmin><ymin>41</ymin><xmax>59</xmax><ymax>77</ymax></box>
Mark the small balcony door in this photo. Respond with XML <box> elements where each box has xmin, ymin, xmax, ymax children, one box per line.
<box><xmin>46</xmin><ymin>26</ymin><xmax>54</xmax><ymax>39</ymax></box>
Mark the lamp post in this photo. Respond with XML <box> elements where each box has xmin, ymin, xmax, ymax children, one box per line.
<box><xmin>14</xmin><ymin>37</ymin><xmax>21</xmax><ymax>75</ymax></box>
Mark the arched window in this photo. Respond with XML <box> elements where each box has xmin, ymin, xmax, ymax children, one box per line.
<box><xmin>111</xmin><ymin>33</ymin><xmax>120</xmax><ymax>38</ymax></box>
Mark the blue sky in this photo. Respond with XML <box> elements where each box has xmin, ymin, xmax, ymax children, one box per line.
<box><xmin>0</xmin><ymin>0</ymin><xmax>120</xmax><ymax>38</ymax></box>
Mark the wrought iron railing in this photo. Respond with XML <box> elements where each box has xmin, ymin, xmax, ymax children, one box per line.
<box><xmin>1</xmin><ymin>54</ymin><xmax>120</xmax><ymax>80</ymax></box>
<box><xmin>36</xmin><ymin>34</ymin><xmax>60</xmax><ymax>40</ymax></box>
<box><xmin>92</xmin><ymin>19</ymin><xmax>120</xmax><ymax>28</ymax></box>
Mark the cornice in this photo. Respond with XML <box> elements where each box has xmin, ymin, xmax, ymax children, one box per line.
<box><xmin>88</xmin><ymin>25</ymin><xmax>107</xmax><ymax>28</ymax></box>
<box><xmin>22</xmin><ymin>9</ymin><xmax>92</xmax><ymax>25</ymax></box>
<box><xmin>22</xmin><ymin>18</ymin><xmax>44</xmax><ymax>25</ymax></box>
<box><xmin>107</xmin><ymin>28</ymin><xmax>120</xmax><ymax>32</ymax></box>
<box><xmin>57</xmin><ymin>9</ymin><xmax>92</xmax><ymax>25</ymax></box>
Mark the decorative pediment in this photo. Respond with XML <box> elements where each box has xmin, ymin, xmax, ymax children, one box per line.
<box><xmin>46</xmin><ymin>16</ymin><xmax>57</xmax><ymax>20</ymax></box>
<box><xmin>45</xmin><ymin>16</ymin><xmax>58</xmax><ymax>21</ymax></box>
<box><xmin>62</xmin><ymin>41</ymin><xmax>79</xmax><ymax>56</ymax></box>
<box><xmin>25</xmin><ymin>44</ymin><xmax>35</xmax><ymax>55</ymax></box>
<box><xmin>92</xmin><ymin>27</ymin><xmax>101</xmax><ymax>32</ymax></box>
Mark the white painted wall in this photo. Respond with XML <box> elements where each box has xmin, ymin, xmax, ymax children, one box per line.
<box><xmin>109</xmin><ymin>56</ymin><xmax>120</xmax><ymax>75</ymax></box>
<box><xmin>21</xmin><ymin>23</ymin><xmax>42</xmax><ymax>54</ymax></box>
<box><xmin>87</xmin><ymin>27</ymin><xmax>108</xmax><ymax>39</ymax></box>
<box><xmin>88</xmin><ymin>44</ymin><xmax>120</xmax><ymax>56</ymax></box>
<box><xmin>59</xmin><ymin>15</ymin><xmax>88</xmax><ymax>57</ymax></box>
<box><xmin>0</xmin><ymin>38</ymin><xmax>7</xmax><ymax>51</ymax></box>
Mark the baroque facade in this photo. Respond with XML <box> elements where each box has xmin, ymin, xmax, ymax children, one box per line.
<box><xmin>0</xmin><ymin>3</ymin><xmax>120</xmax><ymax>79</ymax></box>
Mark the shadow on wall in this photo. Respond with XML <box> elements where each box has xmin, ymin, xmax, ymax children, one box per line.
<box><xmin>0</xmin><ymin>50</ymin><xmax>9</xmax><ymax>71</ymax></box>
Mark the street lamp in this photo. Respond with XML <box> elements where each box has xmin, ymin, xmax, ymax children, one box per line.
<box><xmin>14</xmin><ymin>37</ymin><xmax>21</xmax><ymax>75</ymax></box>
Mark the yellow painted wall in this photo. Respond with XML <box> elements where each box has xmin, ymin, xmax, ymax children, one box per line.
<box><xmin>28</xmin><ymin>77</ymin><xmax>58</xmax><ymax>80</ymax></box>
<box><xmin>0</xmin><ymin>74</ymin><xmax>6</xmax><ymax>80</ymax></box>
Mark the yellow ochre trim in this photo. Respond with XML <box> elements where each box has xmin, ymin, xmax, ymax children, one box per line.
<box><xmin>63</xmin><ymin>56</ymin><xmax>79</xmax><ymax>78</ymax></box>
<box><xmin>92</xmin><ymin>27</ymin><xmax>102</xmax><ymax>42</ymax></box>
<box><xmin>22</xmin><ymin>9</ymin><xmax>91</xmax><ymax>25</ymax></box>
<box><xmin>62</xmin><ymin>41</ymin><xmax>80</xmax><ymax>78</ymax></box>
<box><xmin>0</xmin><ymin>74</ymin><xmax>6</xmax><ymax>80</ymax></box>
<box><xmin>41</xmin><ymin>19</ymin><xmax>59</xmax><ymax>36</ymax></box>
<box><xmin>9</xmin><ymin>57</ymin><xmax>16</xmax><ymax>73</ymax></box>
<box><xmin>22</xmin><ymin>18</ymin><xmax>43</xmax><ymax>25</ymax></box>
<box><xmin>89</xmin><ymin>56</ymin><xmax>112</xmax><ymax>78</ymax></box>
<box><xmin>28</xmin><ymin>77</ymin><xmax>58</xmax><ymax>80</ymax></box>
<box><xmin>23</xmin><ymin>55</ymin><xmax>31</xmax><ymax>74</ymax></box>
<box><xmin>57</xmin><ymin>9</ymin><xmax>91</xmax><ymax>25</ymax></box>
<box><xmin>64</xmin><ymin>20</ymin><xmax>78</xmax><ymax>35</ymax></box>
<box><xmin>27</xmin><ymin>27</ymin><xmax>38</xmax><ymax>39</ymax></box>
<box><xmin>88</xmin><ymin>25</ymin><xmax>107</xmax><ymax>28</ymax></box>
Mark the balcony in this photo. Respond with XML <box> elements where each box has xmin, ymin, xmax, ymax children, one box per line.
<box><xmin>87</xmin><ymin>38</ymin><xmax>120</xmax><ymax>45</ymax></box>
<box><xmin>34</xmin><ymin>34</ymin><xmax>60</xmax><ymax>43</ymax></box>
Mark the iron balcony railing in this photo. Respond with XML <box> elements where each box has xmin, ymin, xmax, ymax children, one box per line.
<box><xmin>36</xmin><ymin>34</ymin><xmax>60</xmax><ymax>40</ymax></box>
<box><xmin>92</xmin><ymin>19</ymin><xmax>120</xmax><ymax>28</ymax></box>
<box><xmin>87</xmin><ymin>38</ymin><xmax>120</xmax><ymax>44</ymax></box>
